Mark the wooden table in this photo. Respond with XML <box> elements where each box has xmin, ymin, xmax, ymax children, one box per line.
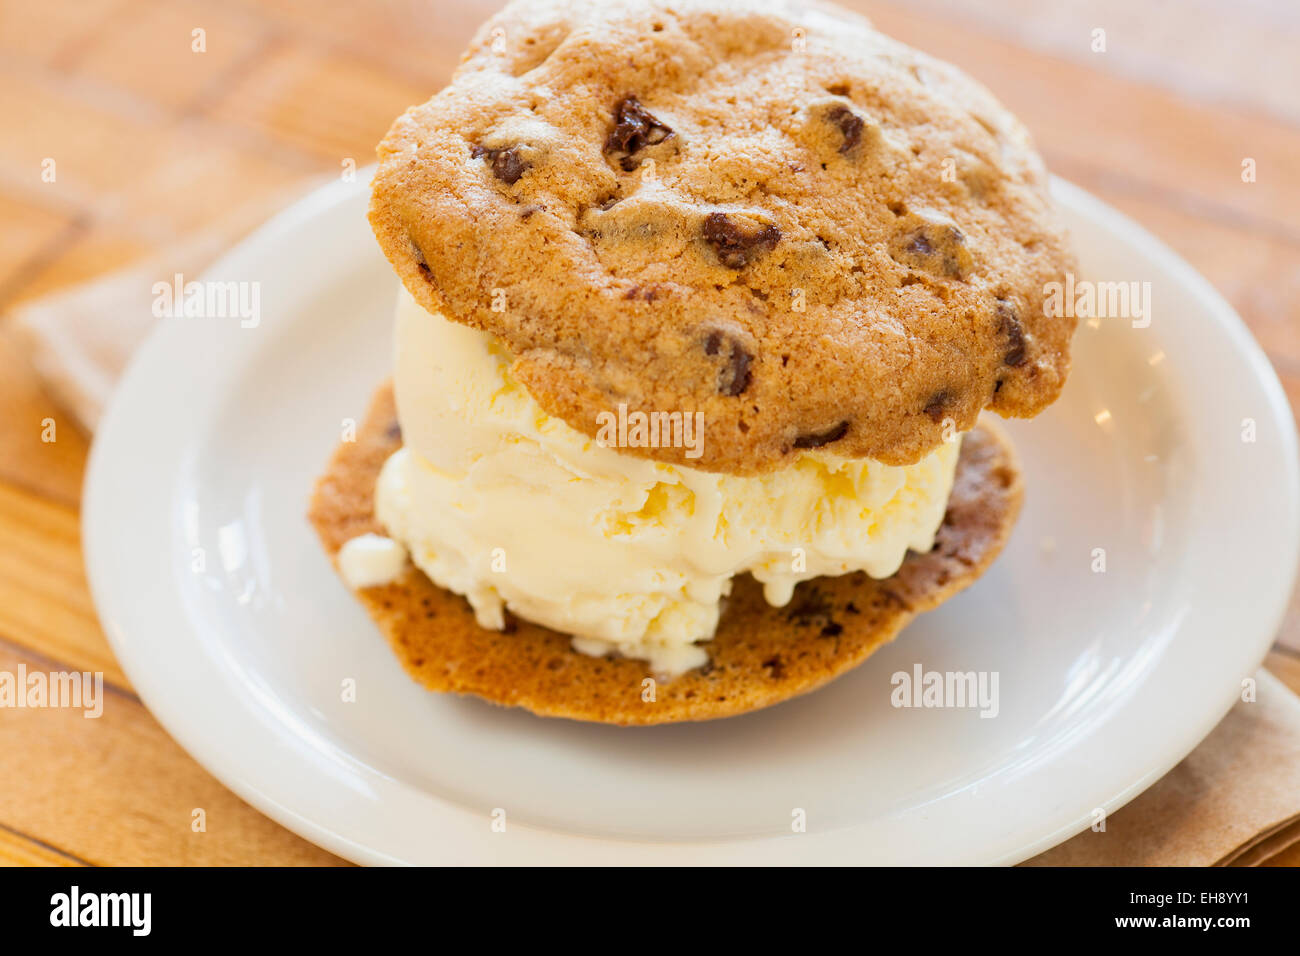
<box><xmin>1</xmin><ymin>0</ymin><xmax>1298</xmax><ymax>866</ymax></box>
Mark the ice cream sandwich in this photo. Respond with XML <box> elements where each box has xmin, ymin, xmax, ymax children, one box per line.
<box><xmin>310</xmin><ymin>0</ymin><xmax>1076</xmax><ymax>724</ymax></box>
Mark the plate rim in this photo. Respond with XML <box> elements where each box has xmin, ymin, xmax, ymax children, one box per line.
<box><xmin>81</xmin><ymin>174</ymin><xmax>1300</xmax><ymax>866</ymax></box>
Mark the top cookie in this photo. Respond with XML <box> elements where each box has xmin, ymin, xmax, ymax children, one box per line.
<box><xmin>369</xmin><ymin>0</ymin><xmax>1076</xmax><ymax>474</ymax></box>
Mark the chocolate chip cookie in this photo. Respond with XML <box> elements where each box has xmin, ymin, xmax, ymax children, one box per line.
<box><xmin>368</xmin><ymin>0</ymin><xmax>1076</xmax><ymax>474</ymax></box>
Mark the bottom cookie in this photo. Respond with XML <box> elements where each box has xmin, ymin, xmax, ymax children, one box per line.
<box><xmin>308</xmin><ymin>383</ymin><xmax>1024</xmax><ymax>726</ymax></box>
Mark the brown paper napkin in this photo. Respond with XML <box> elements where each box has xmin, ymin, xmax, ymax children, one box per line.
<box><xmin>6</xmin><ymin>209</ymin><xmax>1300</xmax><ymax>867</ymax></box>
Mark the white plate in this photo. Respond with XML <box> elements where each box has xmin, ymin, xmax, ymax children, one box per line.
<box><xmin>83</xmin><ymin>175</ymin><xmax>1299</xmax><ymax>865</ymax></box>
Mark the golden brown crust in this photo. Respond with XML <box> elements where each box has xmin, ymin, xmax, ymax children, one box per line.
<box><xmin>308</xmin><ymin>383</ymin><xmax>1024</xmax><ymax>725</ymax></box>
<box><xmin>368</xmin><ymin>0</ymin><xmax>1076</xmax><ymax>475</ymax></box>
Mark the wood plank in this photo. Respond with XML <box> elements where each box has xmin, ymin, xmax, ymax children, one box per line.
<box><xmin>1266</xmin><ymin>649</ymin><xmax>1300</xmax><ymax>697</ymax></box>
<box><xmin>228</xmin><ymin>0</ymin><xmax>494</xmax><ymax>90</ymax></box>
<box><xmin>0</xmin><ymin>0</ymin><xmax>131</xmax><ymax>67</ymax></box>
<box><xmin>65</xmin><ymin>0</ymin><xmax>270</xmax><ymax>114</ymax></box>
<box><xmin>0</xmin><ymin>325</ymin><xmax>91</xmax><ymax>509</ymax></box>
<box><xmin>859</xmin><ymin>0</ymin><xmax>1300</xmax><ymax>236</ymax></box>
<box><xmin>1273</xmin><ymin>555</ymin><xmax>1300</xmax><ymax>657</ymax></box>
<box><xmin>0</xmin><ymin>191</ymin><xmax>75</xmax><ymax>297</ymax></box>
<box><xmin>207</xmin><ymin>40</ymin><xmax>432</xmax><ymax>164</ymax></box>
<box><xmin>1</xmin><ymin>224</ymin><xmax>154</xmax><ymax>309</ymax></box>
<box><xmin>116</xmin><ymin>121</ymin><xmax>308</xmax><ymax>238</ymax></box>
<box><xmin>0</xmin><ymin>646</ymin><xmax>346</xmax><ymax>865</ymax></box>
<box><xmin>0</xmin><ymin>61</ymin><xmax>174</xmax><ymax>212</ymax></box>
<box><xmin>891</xmin><ymin>0</ymin><xmax>1300</xmax><ymax>128</ymax></box>
<box><xmin>1276</xmin><ymin>579</ymin><xmax>1300</xmax><ymax>658</ymax></box>
<box><xmin>0</xmin><ymin>482</ymin><xmax>129</xmax><ymax>689</ymax></box>
<box><xmin>0</xmin><ymin>826</ymin><xmax>84</xmax><ymax>867</ymax></box>
<box><xmin>1280</xmin><ymin>367</ymin><xmax>1300</xmax><ymax>423</ymax></box>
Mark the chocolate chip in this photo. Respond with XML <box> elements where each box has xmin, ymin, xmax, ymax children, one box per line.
<box><xmin>785</xmin><ymin>588</ymin><xmax>844</xmax><ymax>637</ymax></box>
<box><xmin>996</xmin><ymin>299</ymin><xmax>1027</xmax><ymax>366</ymax></box>
<box><xmin>793</xmin><ymin>420</ymin><xmax>849</xmax><ymax>448</ymax></box>
<box><xmin>604</xmin><ymin>95</ymin><xmax>673</xmax><ymax>170</ymax></box>
<box><xmin>924</xmin><ymin>391</ymin><xmax>950</xmax><ymax>423</ymax></box>
<box><xmin>702</xmin><ymin>212</ymin><xmax>781</xmax><ymax>269</ymax></box>
<box><xmin>826</xmin><ymin>104</ymin><xmax>864</xmax><ymax>153</ymax></box>
<box><xmin>893</xmin><ymin>216</ymin><xmax>971</xmax><ymax>278</ymax></box>
<box><xmin>907</xmin><ymin>232</ymin><xmax>933</xmax><ymax>257</ymax></box>
<box><xmin>623</xmin><ymin>284</ymin><xmax>661</xmax><ymax>302</ymax></box>
<box><xmin>470</xmin><ymin>144</ymin><xmax>527</xmax><ymax>185</ymax></box>
<box><xmin>786</xmin><ymin>588</ymin><xmax>830</xmax><ymax>624</ymax></box>
<box><xmin>409</xmin><ymin>238</ymin><xmax>434</xmax><ymax>280</ymax></box>
<box><xmin>385</xmin><ymin>420</ymin><xmax>402</xmax><ymax>441</ymax></box>
<box><xmin>703</xmin><ymin>329</ymin><xmax>754</xmax><ymax>396</ymax></box>
<box><xmin>761</xmin><ymin>655</ymin><xmax>786</xmax><ymax>679</ymax></box>
<box><xmin>879</xmin><ymin>588</ymin><xmax>907</xmax><ymax>609</ymax></box>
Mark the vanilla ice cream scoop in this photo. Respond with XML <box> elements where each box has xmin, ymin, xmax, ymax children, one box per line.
<box><xmin>375</xmin><ymin>287</ymin><xmax>961</xmax><ymax>676</ymax></box>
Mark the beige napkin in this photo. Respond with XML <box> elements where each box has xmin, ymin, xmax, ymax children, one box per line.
<box><xmin>6</xmin><ymin>210</ymin><xmax>1300</xmax><ymax>867</ymax></box>
<box><xmin>4</xmin><ymin>195</ymin><xmax>297</xmax><ymax>431</ymax></box>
